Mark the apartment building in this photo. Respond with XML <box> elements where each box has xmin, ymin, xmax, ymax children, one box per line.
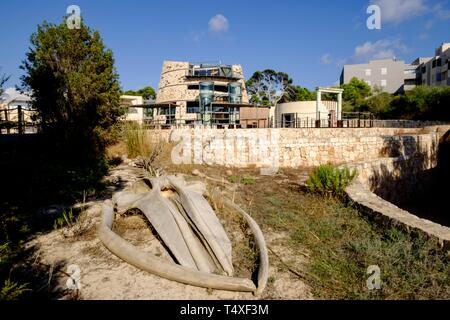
<box><xmin>415</xmin><ymin>43</ymin><xmax>450</xmax><ymax>87</ymax></box>
<box><xmin>340</xmin><ymin>43</ymin><xmax>450</xmax><ymax>94</ymax></box>
<box><xmin>340</xmin><ymin>59</ymin><xmax>415</xmax><ymax>94</ymax></box>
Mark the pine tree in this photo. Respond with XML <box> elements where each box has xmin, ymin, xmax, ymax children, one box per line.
<box><xmin>21</xmin><ymin>19</ymin><xmax>124</xmax><ymax>162</ymax></box>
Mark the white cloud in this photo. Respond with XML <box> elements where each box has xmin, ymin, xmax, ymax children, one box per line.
<box><xmin>371</xmin><ymin>0</ymin><xmax>427</xmax><ymax>24</ymax></box>
<box><xmin>320</xmin><ymin>53</ymin><xmax>332</xmax><ymax>65</ymax></box>
<box><xmin>208</xmin><ymin>14</ymin><xmax>229</xmax><ymax>33</ymax></box>
<box><xmin>371</xmin><ymin>0</ymin><xmax>450</xmax><ymax>27</ymax></box>
<box><xmin>432</xmin><ymin>3</ymin><xmax>450</xmax><ymax>19</ymax></box>
<box><xmin>352</xmin><ymin>39</ymin><xmax>409</xmax><ymax>62</ymax></box>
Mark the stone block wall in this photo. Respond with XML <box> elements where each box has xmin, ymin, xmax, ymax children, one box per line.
<box><xmin>165</xmin><ymin>127</ymin><xmax>438</xmax><ymax>168</ymax></box>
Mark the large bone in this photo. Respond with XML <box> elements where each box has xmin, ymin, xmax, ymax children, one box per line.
<box><xmin>168</xmin><ymin>176</ymin><xmax>234</xmax><ymax>276</ymax></box>
<box><xmin>98</xmin><ymin>201</ymin><xmax>256</xmax><ymax>292</ymax></box>
<box><xmin>132</xmin><ymin>179</ymin><xmax>198</xmax><ymax>270</ymax></box>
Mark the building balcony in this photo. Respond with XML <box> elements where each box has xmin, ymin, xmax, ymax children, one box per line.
<box><xmin>185</xmin><ymin>64</ymin><xmax>243</xmax><ymax>80</ymax></box>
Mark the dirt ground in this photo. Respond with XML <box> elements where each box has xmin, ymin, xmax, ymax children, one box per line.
<box><xmin>24</xmin><ymin>161</ymin><xmax>314</xmax><ymax>300</ymax></box>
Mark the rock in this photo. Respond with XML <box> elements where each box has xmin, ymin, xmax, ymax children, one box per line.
<box><xmin>192</xmin><ymin>169</ymin><xmax>201</xmax><ymax>176</ymax></box>
<box><xmin>226</xmin><ymin>170</ymin><xmax>233</xmax><ymax>176</ymax></box>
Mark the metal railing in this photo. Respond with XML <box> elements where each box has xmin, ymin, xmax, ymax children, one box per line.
<box><xmin>277</xmin><ymin>112</ymin><xmax>374</xmax><ymax>128</ymax></box>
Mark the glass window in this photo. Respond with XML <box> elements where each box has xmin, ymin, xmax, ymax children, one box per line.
<box><xmin>187</xmin><ymin>102</ymin><xmax>200</xmax><ymax>114</ymax></box>
<box><xmin>381</xmin><ymin>79</ymin><xmax>387</xmax><ymax>87</ymax></box>
<box><xmin>381</xmin><ymin>68</ymin><xmax>387</xmax><ymax>75</ymax></box>
<box><xmin>365</xmin><ymin>80</ymin><xmax>371</xmax><ymax>86</ymax></box>
<box><xmin>365</xmin><ymin>69</ymin><xmax>371</xmax><ymax>76</ymax></box>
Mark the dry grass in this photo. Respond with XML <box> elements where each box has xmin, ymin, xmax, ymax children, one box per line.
<box><xmin>184</xmin><ymin>166</ymin><xmax>450</xmax><ymax>300</ymax></box>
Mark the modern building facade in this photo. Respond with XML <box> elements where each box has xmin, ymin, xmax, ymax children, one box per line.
<box><xmin>415</xmin><ymin>43</ymin><xmax>450</xmax><ymax>87</ymax></box>
<box><xmin>340</xmin><ymin>59</ymin><xmax>416</xmax><ymax>94</ymax></box>
<box><xmin>275</xmin><ymin>100</ymin><xmax>338</xmax><ymax>128</ymax></box>
<box><xmin>146</xmin><ymin>61</ymin><xmax>268</xmax><ymax>128</ymax></box>
<box><xmin>340</xmin><ymin>43</ymin><xmax>450</xmax><ymax>94</ymax></box>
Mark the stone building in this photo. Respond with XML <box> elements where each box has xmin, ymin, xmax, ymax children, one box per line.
<box><xmin>147</xmin><ymin>61</ymin><xmax>268</xmax><ymax>127</ymax></box>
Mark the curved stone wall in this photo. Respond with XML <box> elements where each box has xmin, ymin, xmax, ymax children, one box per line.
<box><xmin>345</xmin><ymin>125</ymin><xmax>450</xmax><ymax>250</ymax></box>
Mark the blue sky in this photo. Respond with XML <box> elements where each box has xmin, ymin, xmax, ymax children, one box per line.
<box><xmin>0</xmin><ymin>0</ymin><xmax>449</xmax><ymax>91</ymax></box>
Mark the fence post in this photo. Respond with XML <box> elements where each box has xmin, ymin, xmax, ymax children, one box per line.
<box><xmin>18</xmin><ymin>106</ymin><xmax>23</xmax><ymax>134</ymax></box>
<box><xmin>315</xmin><ymin>112</ymin><xmax>321</xmax><ymax>128</ymax></box>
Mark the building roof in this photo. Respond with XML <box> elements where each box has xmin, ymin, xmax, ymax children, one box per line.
<box><xmin>1</xmin><ymin>88</ymin><xmax>32</xmax><ymax>105</ymax></box>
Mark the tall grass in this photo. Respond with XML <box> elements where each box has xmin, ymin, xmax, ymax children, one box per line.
<box><xmin>122</xmin><ymin>122</ymin><xmax>168</xmax><ymax>176</ymax></box>
<box><xmin>122</xmin><ymin>122</ymin><xmax>151</xmax><ymax>159</ymax></box>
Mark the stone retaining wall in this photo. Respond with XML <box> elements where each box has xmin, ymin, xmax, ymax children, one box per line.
<box><xmin>344</xmin><ymin>125</ymin><xmax>450</xmax><ymax>250</ymax></box>
<box><xmin>346</xmin><ymin>180</ymin><xmax>450</xmax><ymax>250</ymax></box>
<box><xmin>165</xmin><ymin>127</ymin><xmax>439</xmax><ymax>168</ymax></box>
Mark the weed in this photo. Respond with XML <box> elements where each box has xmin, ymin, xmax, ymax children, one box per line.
<box><xmin>227</xmin><ymin>175</ymin><xmax>256</xmax><ymax>185</ymax></box>
<box><xmin>0</xmin><ymin>279</ymin><xmax>31</xmax><ymax>300</ymax></box>
<box><xmin>53</xmin><ymin>209</ymin><xmax>91</xmax><ymax>238</ymax></box>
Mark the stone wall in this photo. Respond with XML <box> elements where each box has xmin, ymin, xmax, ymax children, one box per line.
<box><xmin>166</xmin><ymin>127</ymin><xmax>438</xmax><ymax>168</ymax></box>
<box><xmin>343</xmin><ymin>125</ymin><xmax>450</xmax><ymax>250</ymax></box>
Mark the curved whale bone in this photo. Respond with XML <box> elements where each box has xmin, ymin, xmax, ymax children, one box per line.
<box><xmin>98</xmin><ymin>175</ymin><xmax>269</xmax><ymax>294</ymax></box>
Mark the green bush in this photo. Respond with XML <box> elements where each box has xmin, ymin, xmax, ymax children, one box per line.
<box><xmin>306</xmin><ymin>164</ymin><xmax>356</xmax><ymax>198</ymax></box>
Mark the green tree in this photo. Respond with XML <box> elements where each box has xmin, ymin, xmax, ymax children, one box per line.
<box><xmin>246</xmin><ymin>70</ymin><xmax>295</xmax><ymax>106</ymax></box>
<box><xmin>123</xmin><ymin>86</ymin><xmax>155</xmax><ymax>100</ymax></box>
<box><xmin>293</xmin><ymin>86</ymin><xmax>316</xmax><ymax>101</ymax></box>
<box><xmin>386</xmin><ymin>86</ymin><xmax>450</xmax><ymax>120</ymax></box>
<box><xmin>20</xmin><ymin>19</ymin><xmax>123</xmax><ymax>163</ymax></box>
<box><xmin>341</xmin><ymin>77</ymin><xmax>371</xmax><ymax>106</ymax></box>
<box><xmin>359</xmin><ymin>92</ymin><xmax>393</xmax><ymax>117</ymax></box>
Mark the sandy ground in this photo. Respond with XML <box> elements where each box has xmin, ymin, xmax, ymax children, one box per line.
<box><xmin>24</xmin><ymin>162</ymin><xmax>313</xmax><ymax>300</ymax></box>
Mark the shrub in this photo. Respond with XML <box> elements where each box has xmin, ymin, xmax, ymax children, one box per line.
<box><xmin>306</xmin><ymin>164</ymin><xmax>356</xmax><ymax>198</ymax></box>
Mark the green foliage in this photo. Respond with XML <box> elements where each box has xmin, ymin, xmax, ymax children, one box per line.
<box><xmin>0</xmin><ymin>279</ymin><xmax>31</xmax><ymax>300</ymax></box>
<box><xmin>123</xmin><ymin>86</ymin><xmax>156</xmax><ymax>100</ymax></box>
<box><xmin>386</xmin><ymin>85</ymin><xmax>450</xmax><ymax>121</ymax></box>
<box><xmin>306</xmin><ymin>164</ymin><xmax>357</xmax><ymax>198</ymax></box>
<box><xmin>227</xmin><ymin>175</ymin><xmax>256</xmax><ymax>185</ymax></box>
<box><xmin>358</xmin><ymin>92</ymin><xmax>393</xmax><ymax>117</ymax></box>
<box><xmin>53</xmin><ymin>209</ymin><xmax>76</xmax><ymax>230</ymax></box>
<box><xmin>292</xmin><ymin>86</ymin><xmax>316</xmax><ymax>101</ymax></box>
<box><xmin>241</xmin><ymin>175</ymin><xmax>256</xmax><ymax>185</ymax></box>
<box><xmin>341</xmin><ymin>77</ymin><xmax>372</xmax><ymax>106</ymax></box>
<box><xmin>20</xmin><ymin>19</ymin><xmax>124</xmax><ymax>163</ymax></box>
<box><xmin>347</xmin><ymin>85</ymin><xmax>450</xmax><ymax>121</ymax></box>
